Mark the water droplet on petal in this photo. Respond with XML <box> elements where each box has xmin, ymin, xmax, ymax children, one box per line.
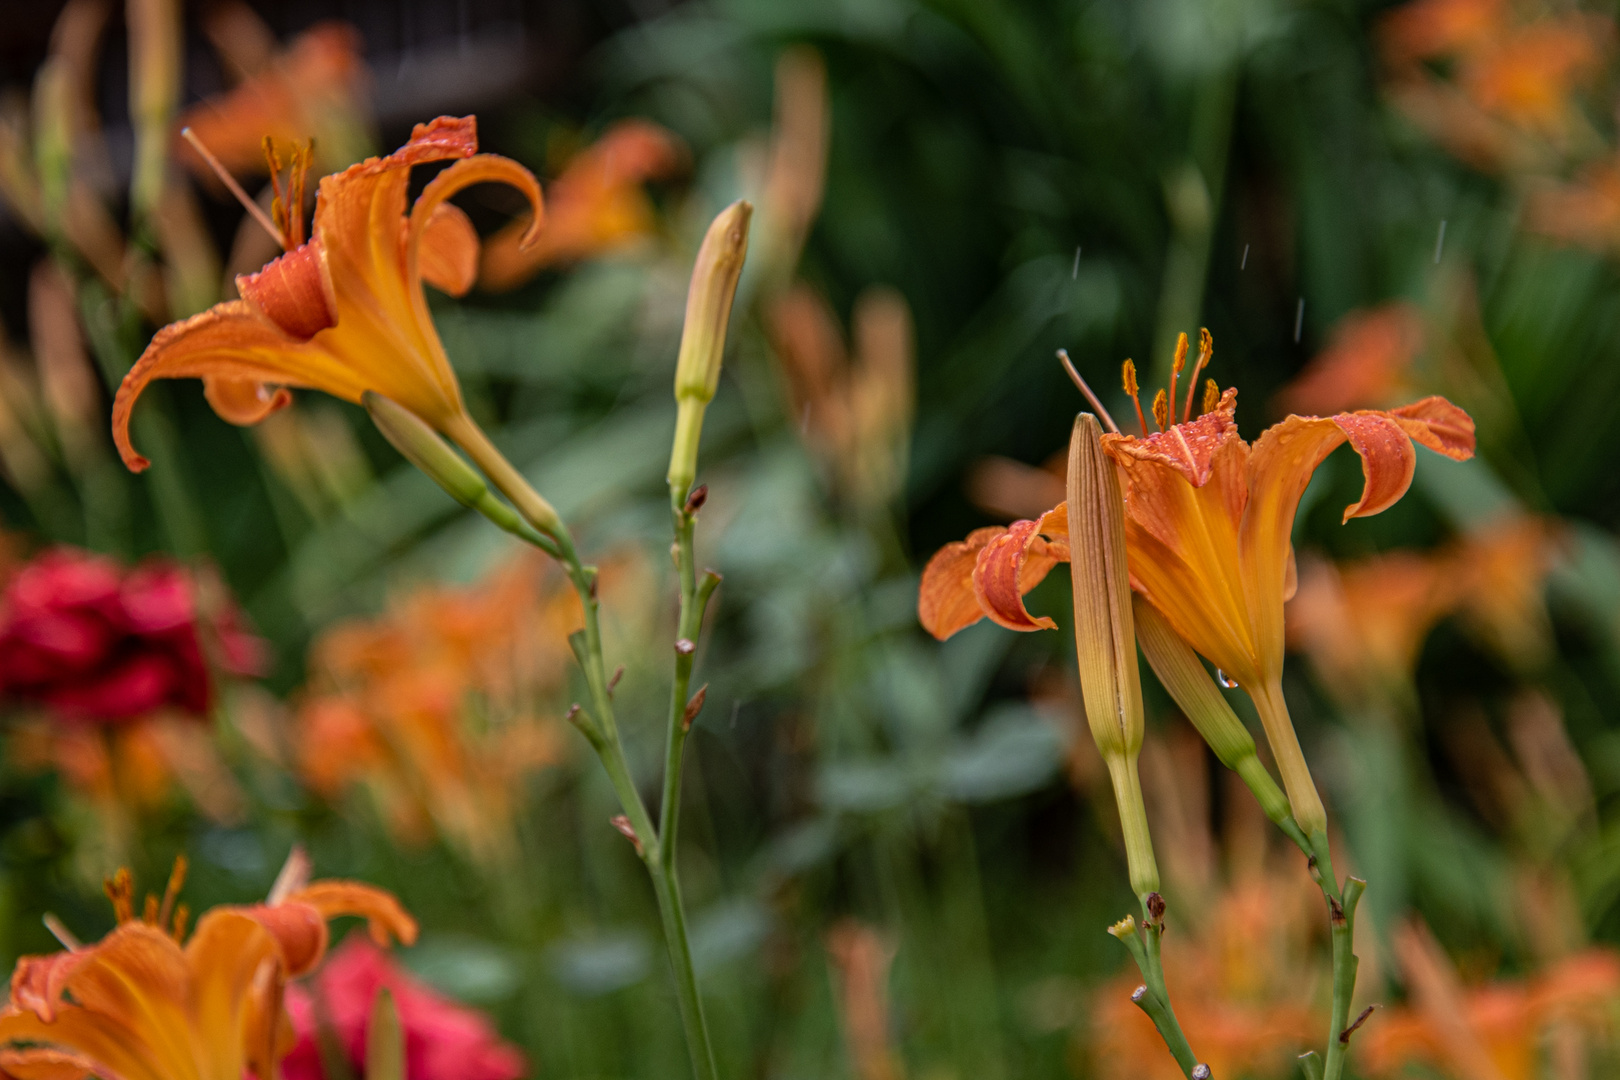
<box><xmin>1216</xmin><ymin>668</ymin><xmax>1239</xmax><ymax>689</ymax></box>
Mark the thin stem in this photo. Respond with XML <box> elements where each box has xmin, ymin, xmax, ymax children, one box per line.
<box><xmin>451</xmin><ymin>421</ymin><xmax>719</xmax><ymax>1080</ymax></box>
<box><xmin>1113</xmin><ymin>914</ymin><xmax>1199</xmax><ymax>1078</ymax></box>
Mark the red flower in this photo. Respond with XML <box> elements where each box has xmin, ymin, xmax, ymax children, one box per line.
<box><xmin>0</xmin><ymin>547</ymin><xmax>266</xmax><ymax>722</ymax></box>
<box><xmin>281</xmin><ymin>936</ymin><xmax>525</xmax><ymax>1080</ymax></box>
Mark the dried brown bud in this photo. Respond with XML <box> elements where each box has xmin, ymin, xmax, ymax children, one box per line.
<box><xmin>683</xmin><ymin>684</ymin><xmax>709</xmax><ymax>730</ymax></box>
<box><xmin>684</xmin><ymin>484</ymin><xmax>709</xmax><ymax>515</ymax></box>
<box><xmin>608</xmin><ymin>666</ymin><xmax>625</xmax><ymax>695</ymax></box>
<box><xmin>1146</xmin><ymin>892</ymin><xmax>1166</xmax><ymax>925</ymax></box>
<box><xmin>1340</xmin><ymin>1004</ymin><xmax>1379</xmax><ymax>1044</ymax></box>
<box><xmin>609</xmin><ymin>814</ymin><xmax>643</xmax><ymax>855</ymax></box>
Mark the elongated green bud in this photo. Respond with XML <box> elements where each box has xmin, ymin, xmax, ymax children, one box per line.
<box><xmin>1069</xmin><ymin>412</ymin><xmax>1157</xmax><ymax>899</ymax></box>
<box><xmin>668</xmin><ymin>200</ymin><xmax>752</xmax><ymax>497</ymax></box>
<box><xmin>1134</xmin><ymin>594</ymin><xmax>1295</xmax><ymax>831</ymax></box>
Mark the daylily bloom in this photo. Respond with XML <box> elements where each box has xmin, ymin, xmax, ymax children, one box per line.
<box><xmin>178</xmin><ymin>18</ymin><xmax>371</xmax><ymax>180</ymax></box>
<box><xmin>1273</xmin><ymin>303</ymin><xmax>1425</xmax><ymax>417</ymax></box>
<box><xmin>0</xmin><ymin>858</ymin><xmax>417</xmax><ymax>1080</ymax></box>
<box><xmin>1360</xmin><ymin>920</ymin><xmax>1620</xmax><ymax>1080</ymax></box>
<box><xmin>293</xmin><ymin>550</ymin><xmax>624</xmax><ymax>863</ymax></box>
<box><xmin>918</xmin><ymin>332</ymin><xmax>1475</xmax><ymax>836</ymax></box>
<box><xmin>825</xmin><ymin>920</ymin><xmax>903</xmax><ymax>1080</ymax></box>
<box><xmin>478</xmin><ymin>119</ymin><xmax>685</xmax><ymax>292</ymax></box>
<box><xmin>281</xmin><ymin>936</ymin><xmax>525</xmax><ymax>1080</ymax></box>
<box><xmin>113</xmin><ymin>114</ymin><xmax>543</xmax><ymax>475</ymax></box>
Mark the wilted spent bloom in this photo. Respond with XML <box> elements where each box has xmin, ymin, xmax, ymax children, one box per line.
<box><xmin>281</xmin><ymin>936</ymin><xmax>525</xmax><ymax>1080</ymax></box>
<box><xmin>668</xmin><ymin>199</ymin><xmax>753</xmax><ymax>497</ymax></box>
<box><xmin>0</xmin><ymin>546</ymin><xmax>266</xmax><ymax>722</ymax></box>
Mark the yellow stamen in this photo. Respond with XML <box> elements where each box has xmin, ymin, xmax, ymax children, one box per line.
<box><xmin>181</xmin><ymin>126</ymin><xmax>286</xmax><ymax>248</ymax></box>
<box><xmin>1152</xmin><ymin>388</ymin><xmax>1168</xmax><ymax>432</ymax></box>
<box><xmin>1184</xmin><ymin>328</ymin><xmax>1213</xmax><ymax>421</ymax></box>
<box><xmin>171</xmin><ymin>902</ymin><xmax>189</xmax><ymax>942</ymax></box>
<box><xmin>103</xmin><ymin>868</ymin><xmax>135</xmax><ymax>924</ymax></box>
<box><xmin>1122</xmin><ymin>360</ymin><xmax>1149</xmax><ymax>437</ymax></box>
<box><xmin>1202</xmin><ymin>378</ymin><xmax>1218</xmax><ymax>416</ymax></box>
<box><xmin>143</xmin><ymin>894</ymin><xmax>159</xmax><ymax>924</ymax></box>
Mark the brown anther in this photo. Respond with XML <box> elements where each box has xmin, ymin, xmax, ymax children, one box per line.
<box><xmin>171</xmin><ymin>903</ymin><xmax>189</xmax><ymax>942</ymax></box>
<box><xmin>609</xmin><ymin>814</ymin><xmax>644</xmax><ymax>855</ymax></box>
<box><xmin>1151</xmin><ymin>389</ymin><xmax>1169</xmax><ymax>432</ymax></box>
<box><xmin>607</xmin><ymin>666</ymin><xmax>625</xmax><ymax>695</ymax></box>
<box><xmin>675</xmin><ymin>638</ymin><xmax>696</xmax><ymax>656</ymax></box>
<box><xmin>1201</xmin><ymin>378</ymin><xmax>1218</xmax><ymax>417</ymax></box>
<box><xmin>104</xmin><ymin>868</ymin><xmax>135</xmax><ymax>924</ymax></box>
<box><xmin>1340</xmin><ymin>1004</ymin><xmax>1379</xmax><ymax>1043</ymax></box>
<box><xmin>143</xmin><ymin>895</ymin><xmax>159</xmax><ymax>924</ymax></box>
<box><xmin>684</xmin><ymin>484</ymin><xmax>709</xmax><ymax>515</ymax></box>
<box><xmin>683</xmin><ymin>684</ymin><xmax>709</xmax><ymax>731</ymax></box>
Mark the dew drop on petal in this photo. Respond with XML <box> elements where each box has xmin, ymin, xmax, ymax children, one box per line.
<box><xmin>1216</xmin><ymin>668</ymin><xmax>1238</xmax><ymax>689</ymax></box>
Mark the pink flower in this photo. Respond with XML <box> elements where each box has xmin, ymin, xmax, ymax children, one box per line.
<box><xmin>0</xmin><ymin>547</ymin><xmax>266</xmax><ymax>722</ymax></box>
<box><xmin>281</xmin><ymin>936</ymin><xmax>526</xmax><ymax>1080</ymax></box>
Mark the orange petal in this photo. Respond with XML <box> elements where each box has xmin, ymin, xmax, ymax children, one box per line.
<box><xmin>1102</xmin><ymin>387</ymin><xmax>1240</xmax><ymax>486</ymax></box>
<box><xmin>418</xmin><ymin>202</ymin><xmax>480</xmax><ymax>297</ymax></box>
<box><xmin>202</xmin><ymin>376</ymin><xmax>293</xmax><ymax>425</ymax></box>
<box><xmin>113</xmin><ymin>301</ymin><xmax>367</xmax><ymax>471</ymax></box>
<box><xmin>283</xmin><ymin>880</ymin><xmax>418</xmax><ymax>948</ymax></box>
<box><xmin>235</xmin><ymin>240</ymin><xmax>336</xmax><ymax>341</ymax></box>
<box><xmin>9</xmin><ymin>951</ymin><xmax>90</xmax><ymax>1023</ymax></box>
<box><xmin>919</xmin><ymin>526</ymin><xmax>1004</xmax><ymax>640</ymax></box>
<box><xmin>233</xmin><ymin>900</ymin><xmax>329</xmax><ymax>977</ymax></box>
<box><xmin>0</xmin><ymin>1045</ymin><xmax>111</xmax><ymax>1080</ymax></box>
<box><xmin>1387</xmin><ymin>395</ymin><xmax>1477</xmax><ymax>461</ymax></box>
<box><xmin>972</xmin><ymin>518</ymin><xmax>1064</xmax><ymax>632</ymax></box>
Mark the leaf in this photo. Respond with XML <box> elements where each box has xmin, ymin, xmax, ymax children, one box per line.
<box><xmin>365</xmin><ymin>988</ymin><xmax>404</xmax><ymax>1080</ymax></box>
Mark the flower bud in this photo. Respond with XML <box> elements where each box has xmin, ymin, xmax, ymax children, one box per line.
<box><xmin>1069</xmin><ymin>412</ymin><xmax>1158</xmax><ymax>899</ymax></box>
<box><xmin>668</xmin><ymin>200</ymin><xmax>752</xmax><ymax>496</ymax></box>
<box><xmin>1134</xmin><ymin>593</ymin><xmax>1294</xmax><ymax>830</ymax></box>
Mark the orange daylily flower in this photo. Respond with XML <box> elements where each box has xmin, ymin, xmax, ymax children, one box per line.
<box><xmin>0</xmin><ymin>859</ymin><xmax>416</xmax><ymax>1080</ymax></box>
<box><xmin>918</xmin><ymin>332</ymin><xmax>1475</xmax><ymax>834</ymax></box>
<box><xmin>1274</xmin><ymin>303</ymin><xmax>1426</xmax><ymax>417</ymax></box>
<box><xmin>478</xmin><ymin>119</ymin><xmax>685</xmax><ymax>291</ymax></box>
<box><xmin>177</xmin><ymin>20</ymin><xmax>370</xmax><ymax>179</ymax></box>
<box><xmin>1360</xmin><ymin>920</ymin><xmax>1620</xmax><ymax>1080</ymax></box>
<box><xmin>1527</xmin><ymin>154</ymin><xmax>1620</xmax><ymax>253</ymax></box>
<box><xmin>114</xmin><ymin>114</ymin><xmax>543</xmax><ymax>471</ymax></box>
<box><xmin>1286</xmin><ymin>550</ymin><xmax>1461</xmax><ymax>704</ymax></box>
<box><xmin>825</xmin><ymin>920</ymin><xmax>904</xmax><ymax>1080</ymax></box>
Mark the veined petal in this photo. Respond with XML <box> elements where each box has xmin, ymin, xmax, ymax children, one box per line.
<box><xmin>0</xmin><ymin>1044</ymin><xmax>113</xmax><ymax>1080</ymax></box>
<box><xmin>113</xmin><ymin>302</ymin><xmax>369</xmax><ymax>470</ymax></box>
<box><xmin>1388</xmin><ymin>395</ymin><xmax>1477</xmax><ymax>461</ymax></box>
<box><xmin>202</xmin><ymin>376</ymin><xmax>293</xmax><ymax>426</ymax></box>
<box><xmin>919</xmin><ymin>526</ymin><xmax>1003</xmax><ymax>640</ymax></box>
<box><xmin>972</xmin><ymin>518</ymin><xmax>1065</xmax><ymax>632</ymax></box>
<box><xmin>232</xmin><ymin>901</ymin><xmax>328</xmax><ymax>977</ymax></box>
<box><xmin>283</xmin><ymin>880</ymin><xmax>419</xmax><ymax>949</ymax></box>
<box><xmin>0</xmin><ymin>1004</ymin><xmax>164</xmax><ymax>1080</ymax></box>
<box><xmin>1102</xmin><ymin>387</ymin><xmax>1239</xmax><ymax>486</ymax></box>
<box><xmin>407</xmin><ymin>153</ymin><xmax>544</xmax><ymax>278</ymax></box>
<box><xmin>183</xmin><ymin>912</ymin><xmax>283</xmax><ymax>1080</ymax></box>
<box><xmin>9</xmin><ymin>951</ymin><xmax>89</xmax><ymax>1023</ymax></box>
<box><xmin>418</xmin><ymin>203</ymin><xmax>481</xmax><ymax>297</ymax></box>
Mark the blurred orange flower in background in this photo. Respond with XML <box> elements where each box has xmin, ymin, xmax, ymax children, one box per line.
<box><xmin>826</xmin><ymin>919</ymin><xmax>904</xmax><ymax>1080</ymax></box>
<box><xmin>293</xmin><ymin>551</ymin><xmax>591</xmax><ymax>863</ymax></box>
<box><xmin>1361</xmin><ymin>921</ymin><xmax>1620</xmax><ymax>1080</ymax></box>
<box><xmin>479</xmin><ymin>119</ymin><xmax>686</xmax><ymax>291</ymax></box>
<box><xmin>178</xmin><ymin>13</ymin><xmax>371</xmax><ymax>181</ymax></box>
<box><xmin>1380</xmin><ymin>0</ymin><xmax>1611</xmax><ymax>170</ymax></box>
<box><xmin>1274</xmin><ymin>303</ymin><xmax>1426</xmax><ymax>417</ymax></box>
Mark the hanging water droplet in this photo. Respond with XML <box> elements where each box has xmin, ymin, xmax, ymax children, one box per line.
<box><xmin>1216</xmin><ymin>668</ymin><xmax>1239</xmax><ymax>689</ymax></box>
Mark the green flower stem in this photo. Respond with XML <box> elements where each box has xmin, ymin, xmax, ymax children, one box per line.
<box><xmin>1113</xmin><ymin>916</ymin><xmax>1199</xmax><ymax>1078</ymax></box>
<box><xmin>454</xmin><ymin>432</ymin><xmax>720</xmax><ymax>1080</ymax></box>
<box><xmin>1322</xmin><ymin>875</ymin><xmax>1366</xmax><ymax>1080</ymax></box>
